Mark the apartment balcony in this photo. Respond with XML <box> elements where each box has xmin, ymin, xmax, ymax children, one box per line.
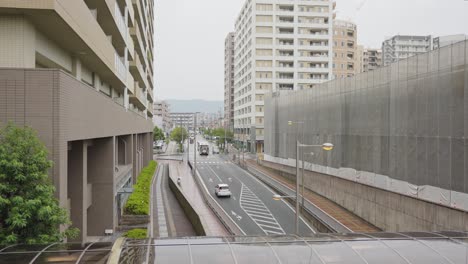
<box><xmin>130</xmin><ymin>86</ymin><xmax>146</xmax><ymax>110</ymax></box>
<box><xmin>126</xmin><ymin>73</ymin><xmax>135</xmax><ymax>95</ymax></box>
<box><xmin>299</xmin><ymin>45</ymin><xmax>329</xmax><ymax>52</ymax></box>
<box><xmin>129</xmin><ymin>52</ymin><xmax>147</xmax><ymax>88</ymax></box>
<box><xmin>130</xmin><ymin>23</ymin><xmax>146</xmax><ymax>65</ymax></box>
<box><xmin>132</xmin><ymin>0</ymin><xmax>148</xmax><ymax>50</ymax></box>
<box><xmin>118</xmin><ymin>0</ymin><xmax>135</xmax><ymax>27</ymax></box>
<box><xmin>126</xmin><ymin>31</ymin><xmax>135</xmax><ymax>61</ymax></box>
<box><xmin>147</xmin><ymin>102</ymin><xmax>154</xmax><ymax>117</ymax></box>
<box><xmin>0</xmin><ymin>1</ymin><xmax>129</xmax><ymax>92</ymax></box>
<box><xmin>147</xmin><ymin>86</ymin><xmax>154</xmax><ymax>103</ymax></box>
<box><xmin>277</xmin><ymin>6</ymin><xmax>294</xmax><ymax>12</ymax></box>
<box><xmin>147</xmin><ymin>72</ymin><xmax>154</xmax><ymax>92</ymax></box>
<box><xmin>114</xmin><ymin>52</ymin><xmax>127</xmax><ymax>81</ymax></box>
<box><xmin>277</xmin><ymin>73</ymin><xmax>294</xmax><ymax>79</ymax></box>
<box><xmin>84</xmin><ymin>0</ymin><xmax>129</xmax><ymax>55</ymax></box>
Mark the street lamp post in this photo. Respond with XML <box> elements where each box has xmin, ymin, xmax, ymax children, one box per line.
<box><xmin>288</xmin><ymin>120</ymin><xmax>304</xmax><ymax>235</ymax></box>
<box><xmin>302</xmin><ymin>152</ymin><xmax>314</xmax><ymax>215</ymax></box>
<box><xmin>193</xmin><ymin>113</ymin><xmax>198</xmax><ymax>176</ymax></box>
<box><xmin>274</xmin><ymin>141</ymin><xmax>334</xmax><ymax>235</ymax></box>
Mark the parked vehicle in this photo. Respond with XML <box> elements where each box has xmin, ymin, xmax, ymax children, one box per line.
<box><xmin>215</xmin><ymin>184</ymin><xmax>231</xmax><ymax>198</ymax></box>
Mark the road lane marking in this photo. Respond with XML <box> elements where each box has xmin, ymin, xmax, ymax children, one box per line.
<box><xmin>240</xmin><ymin>184</ymin><xmax>285</xmax><ymax>235</ymax></box>
<box><xmin>206</xmin><ymin>165</ymin><xmax>223</xmax><ymax>182</ymax></box>
<box><xmin>241</xmin><ymin>197</ymin><xmax>261</xmax><ymax>202</ymax></box>
<box><xmin>249</xmin><ymin>213</ymin><xmax>280</xmax><ymax>221</ymax></box>
<box><xmin>232</xmin><ymin>164</ymin><xmax>317</xmax><ymax>234</ymax></box>
<box><xmin>244</xmin><ymin>210</ymin><xmax>274</xmax><ymax>217</ymax></box>
<box><xmin>240</xmin><ymin>201</ymin><xmax>267</xmax><ymax>208</ymax></box>
<box><xmin>252</xmin><ymin>218</ymin><xmax>279</xmax><ymax>225</ymax></box>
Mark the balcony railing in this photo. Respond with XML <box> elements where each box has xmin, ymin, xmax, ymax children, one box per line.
<box><xmin>115</xmin><ymin>52</ymin><xmax>127</xmax><ymax>81</ymax></box>
<box><xmin>115</xmin><ymin>4</ymin><xmax>128</xmax><ymax>42</ymax></box>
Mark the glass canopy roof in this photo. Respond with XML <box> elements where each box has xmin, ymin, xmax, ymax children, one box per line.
<box><xmin>2</xmin><ymin>232</ymin><xmax>467</xmax><ymax>264</ymax></box>
<box><xmin>120</xmin><ymin>232</ymin><xmax>468</xmax><ymax>264</ymax></box>
<box><xmin>0</xmin><ymin>242</ymin><xmax>112</xmax><ymax>264</ymax></box>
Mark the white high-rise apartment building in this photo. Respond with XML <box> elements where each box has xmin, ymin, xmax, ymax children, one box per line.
<box><xmin>234</xmin><ymin>0</ymin><xmax>335</xmax><ymax>153</ymax></box>
<box><xmin>382</xmin><ymin>35</ymin><xmax>432</xmax><ymax>66</ymax></box>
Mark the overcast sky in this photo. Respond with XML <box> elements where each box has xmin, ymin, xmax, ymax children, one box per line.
<box><xmin>154</xmin><ymin>0</ymin><xmax>468</xmax><ymax>101</ymax></box>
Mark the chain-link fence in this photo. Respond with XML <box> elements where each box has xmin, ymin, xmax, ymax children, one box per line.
<box><xmin>265</xmin><ymin>40</ymin><xmax>468</xmax><ymax>210</ymax></box>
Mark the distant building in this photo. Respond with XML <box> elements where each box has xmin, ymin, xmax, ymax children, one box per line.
<box><xmin>224</xmin><ymin>32</ymin><xmax>235</xmax><ymax>132</ymax></box>
<box><xmin>170</xmin><ymin>113</ymin><xmax>194</xmax><ymax>131</ymax></box>
<box><xmin>332</xmin><ymin>20</ymin><xmax>358</xmax><ymax>79</ymax></box>
<box><xmin>153</xmin><ymin>101</ymin><xmax>172</xmax><ymax>135</ymax></box>
<box><xmin>382</xmin><ymin>35</ymin><xmax>432</xmax><ymax>66</ymax></box>
<box><xmin>355</xmin><ymin>45</ymin><xmax>364</xmax><ymax>73</ymax></box>
<box><xmin>363</xmin><ymin>48</ymin><xmax>382</xmax><ymax>72</ymax></box>
<box><xmin>433</xmin><ymin>34</ymin><xmax>468</xmax><ymax>49</ymax></box>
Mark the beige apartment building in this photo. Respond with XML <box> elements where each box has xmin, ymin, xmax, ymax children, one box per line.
<box><xmin>0</xmin><ymin>0</ymin><xmax>155</xmax><ymax>242</ymax></box>
<box><xmin>332</xmin><ymin>19</ymin><xmax>357</xmax><ymax>79</ymax></box>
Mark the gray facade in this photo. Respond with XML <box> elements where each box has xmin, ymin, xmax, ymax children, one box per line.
<box><xmin>265</xmin><ymin>40</ymin><xmax>468</xmax><ymax>211</ymax></box>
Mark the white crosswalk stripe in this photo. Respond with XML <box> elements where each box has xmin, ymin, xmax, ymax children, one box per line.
<box><xmin>240</xmin><ymin>184</ymin><xmax>285</xmax><ymax>235</ymax></box>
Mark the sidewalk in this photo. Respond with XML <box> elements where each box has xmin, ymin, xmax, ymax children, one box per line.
<box><xmin>152</xmin><ymin>162</ymin><xmax>196</xmax><ymax>238</ymax></box>
<box><xmin>245</xmin><ymin>159</ymin><xmax>380</xmax><ymax>233</ymax></box>
<box><xmin>166</xmin><ymin>160</ymin><xmax>229</xmax><ymax>236</ymax></box>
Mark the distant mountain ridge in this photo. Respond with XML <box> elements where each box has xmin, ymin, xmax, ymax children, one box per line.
<box><xmin>166</xmin><ymin>99</ymin><xmax>223</xmax><ymax>113</ymax></box>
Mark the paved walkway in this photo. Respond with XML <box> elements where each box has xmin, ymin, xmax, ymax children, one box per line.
<box><xmin>245</xmin><ymin>159</ymin><xmax>380</xmax><ymax>233</ymax></box>
<box><xmin>167</xmin><ymin>160</ymin><xmax>229</xmax><ymax>236</ymax></box>
<box><xmin>152</xmin><ymin>162</ymin><xmax>196</xmax><ymax>237</ymax></box>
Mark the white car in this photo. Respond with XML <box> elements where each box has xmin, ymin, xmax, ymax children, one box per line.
<box><xmin>215</xmin><ymin>184</ymin><xmax>231</xmax><ymax>198</ymax></box>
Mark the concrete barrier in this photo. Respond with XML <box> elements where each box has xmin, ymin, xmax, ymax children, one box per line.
<box><xmin>258</xmin><ymin>159</ymin><xmax>468</xmax><ymax>232</ymax></box>
<box><xmin>168</xmin><ymin>167</ymin><xmax>206</xmax><ymax>236</ymax></box>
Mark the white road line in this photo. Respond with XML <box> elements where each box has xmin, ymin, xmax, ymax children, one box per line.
<box><xmin>242</xmin><ymin>206</ymin><xmax>269</xmax><ymax>212</ymax></box>
<box><xmin>264</xmin><ymin>230</ymin><xmax>285</xmax><ymax>235</ymax></box>
<box><xmin>240</xmin><ymin>201</ymin><xmax>267</xmax><ymax>208</ymax></box>
<box><xmin>251</xmin><ymin>218</ymin><xmax>279</xmax><ymax>225</ymax></box>
<box><xmin>234</xmin><ymin>165</ymin><xmax>317</xmax><ymax>234</ymax></box>
<box><xmin>239</xmin><ymin>184</ymin><xmax>285</xmax><ymax>235</ymax></box>
<box><xmin>206</xmin><ymin>165</ymin><xmax>223</xmax><ymax>182</ymax></box>
<box><xmin>240</xmin><ymin>197</ymin><xmax>262</xmax><ymax>203</ymax></box>
<box><xmin>257</xmin><ymin>224</ymin><xmax>284</xmax><ymax>231</ymax></box>
<box><xmin>249</xmin><ymin>213</ymin><xmax>279</xmax><ymax>221</ymax></box>
<box><xmin>243</xmin><ymin>210</ymin><xmax>274</xmax><ymax>217</ymax></box>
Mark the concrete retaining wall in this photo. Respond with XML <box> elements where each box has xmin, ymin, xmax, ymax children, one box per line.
<box><xmin>259</xmin><ymin>160</ymin><xmax>468</xmax><ymax>231</ymax></box>
<box><xmin>168</xmin><ymin>169</ymin><xmax>206</xmax><ymax>236</ymax></box>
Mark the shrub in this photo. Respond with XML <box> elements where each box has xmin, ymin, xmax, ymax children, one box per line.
<box><xmin>124</xmin><ymin>229</ymin><xmax>147</xmax><ymax>239</ymax></box>
<box><xmin>124</xmin><ymin>161</ymin><xmax>157</xmax><ymax>215</ymax></box>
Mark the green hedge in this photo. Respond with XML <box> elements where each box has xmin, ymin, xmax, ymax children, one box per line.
<box><xmin>124</xmin><ymin>160</ymin><xmax>157</xmax><ymax>215</ymax></box>
<box><xmin>124</xmin><ymin>229</ymin><xmax>147</xmax><ymax>239</ymax></box>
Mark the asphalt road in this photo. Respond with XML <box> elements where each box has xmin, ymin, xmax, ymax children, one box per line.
<box><xmin>189</xmin><ymin>137</ymin><xmax>315</xmax><ymax>236</ymax></box>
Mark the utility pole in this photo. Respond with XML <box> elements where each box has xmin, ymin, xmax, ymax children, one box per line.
<box><xmin>193</xmin><ymin>113</ymin><xmax>197</xmax><ymax>176</ymax></box>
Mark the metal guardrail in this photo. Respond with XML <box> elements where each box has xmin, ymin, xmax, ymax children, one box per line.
<box><xmin>188</xmin><ymin>161</ymin><xmax>245</xmax><ymax>235</ymax></box>
<box><xmin>246</xmin><ymin>165</ymin><xmax>352</xmax><ymax>233</ymax></box>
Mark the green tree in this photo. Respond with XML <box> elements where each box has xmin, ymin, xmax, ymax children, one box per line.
<box><xmin>153</xmin><ymin>126</ymin><xmax>165</xmax><ymax>141</ymax></box>
<box><xmin>211</xmin><ymin>128</ymin><xmax>234</xmax><ymax>148</ymax></box>
<box><xmin>170</xmin><ymin>127</ymin><xmax>188</xmax><ymax>151</ymax></box>
<box><xmin>0</xmin><ymin>123</ymin><xmax>78</xmax><ymax>244</ymax></box>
